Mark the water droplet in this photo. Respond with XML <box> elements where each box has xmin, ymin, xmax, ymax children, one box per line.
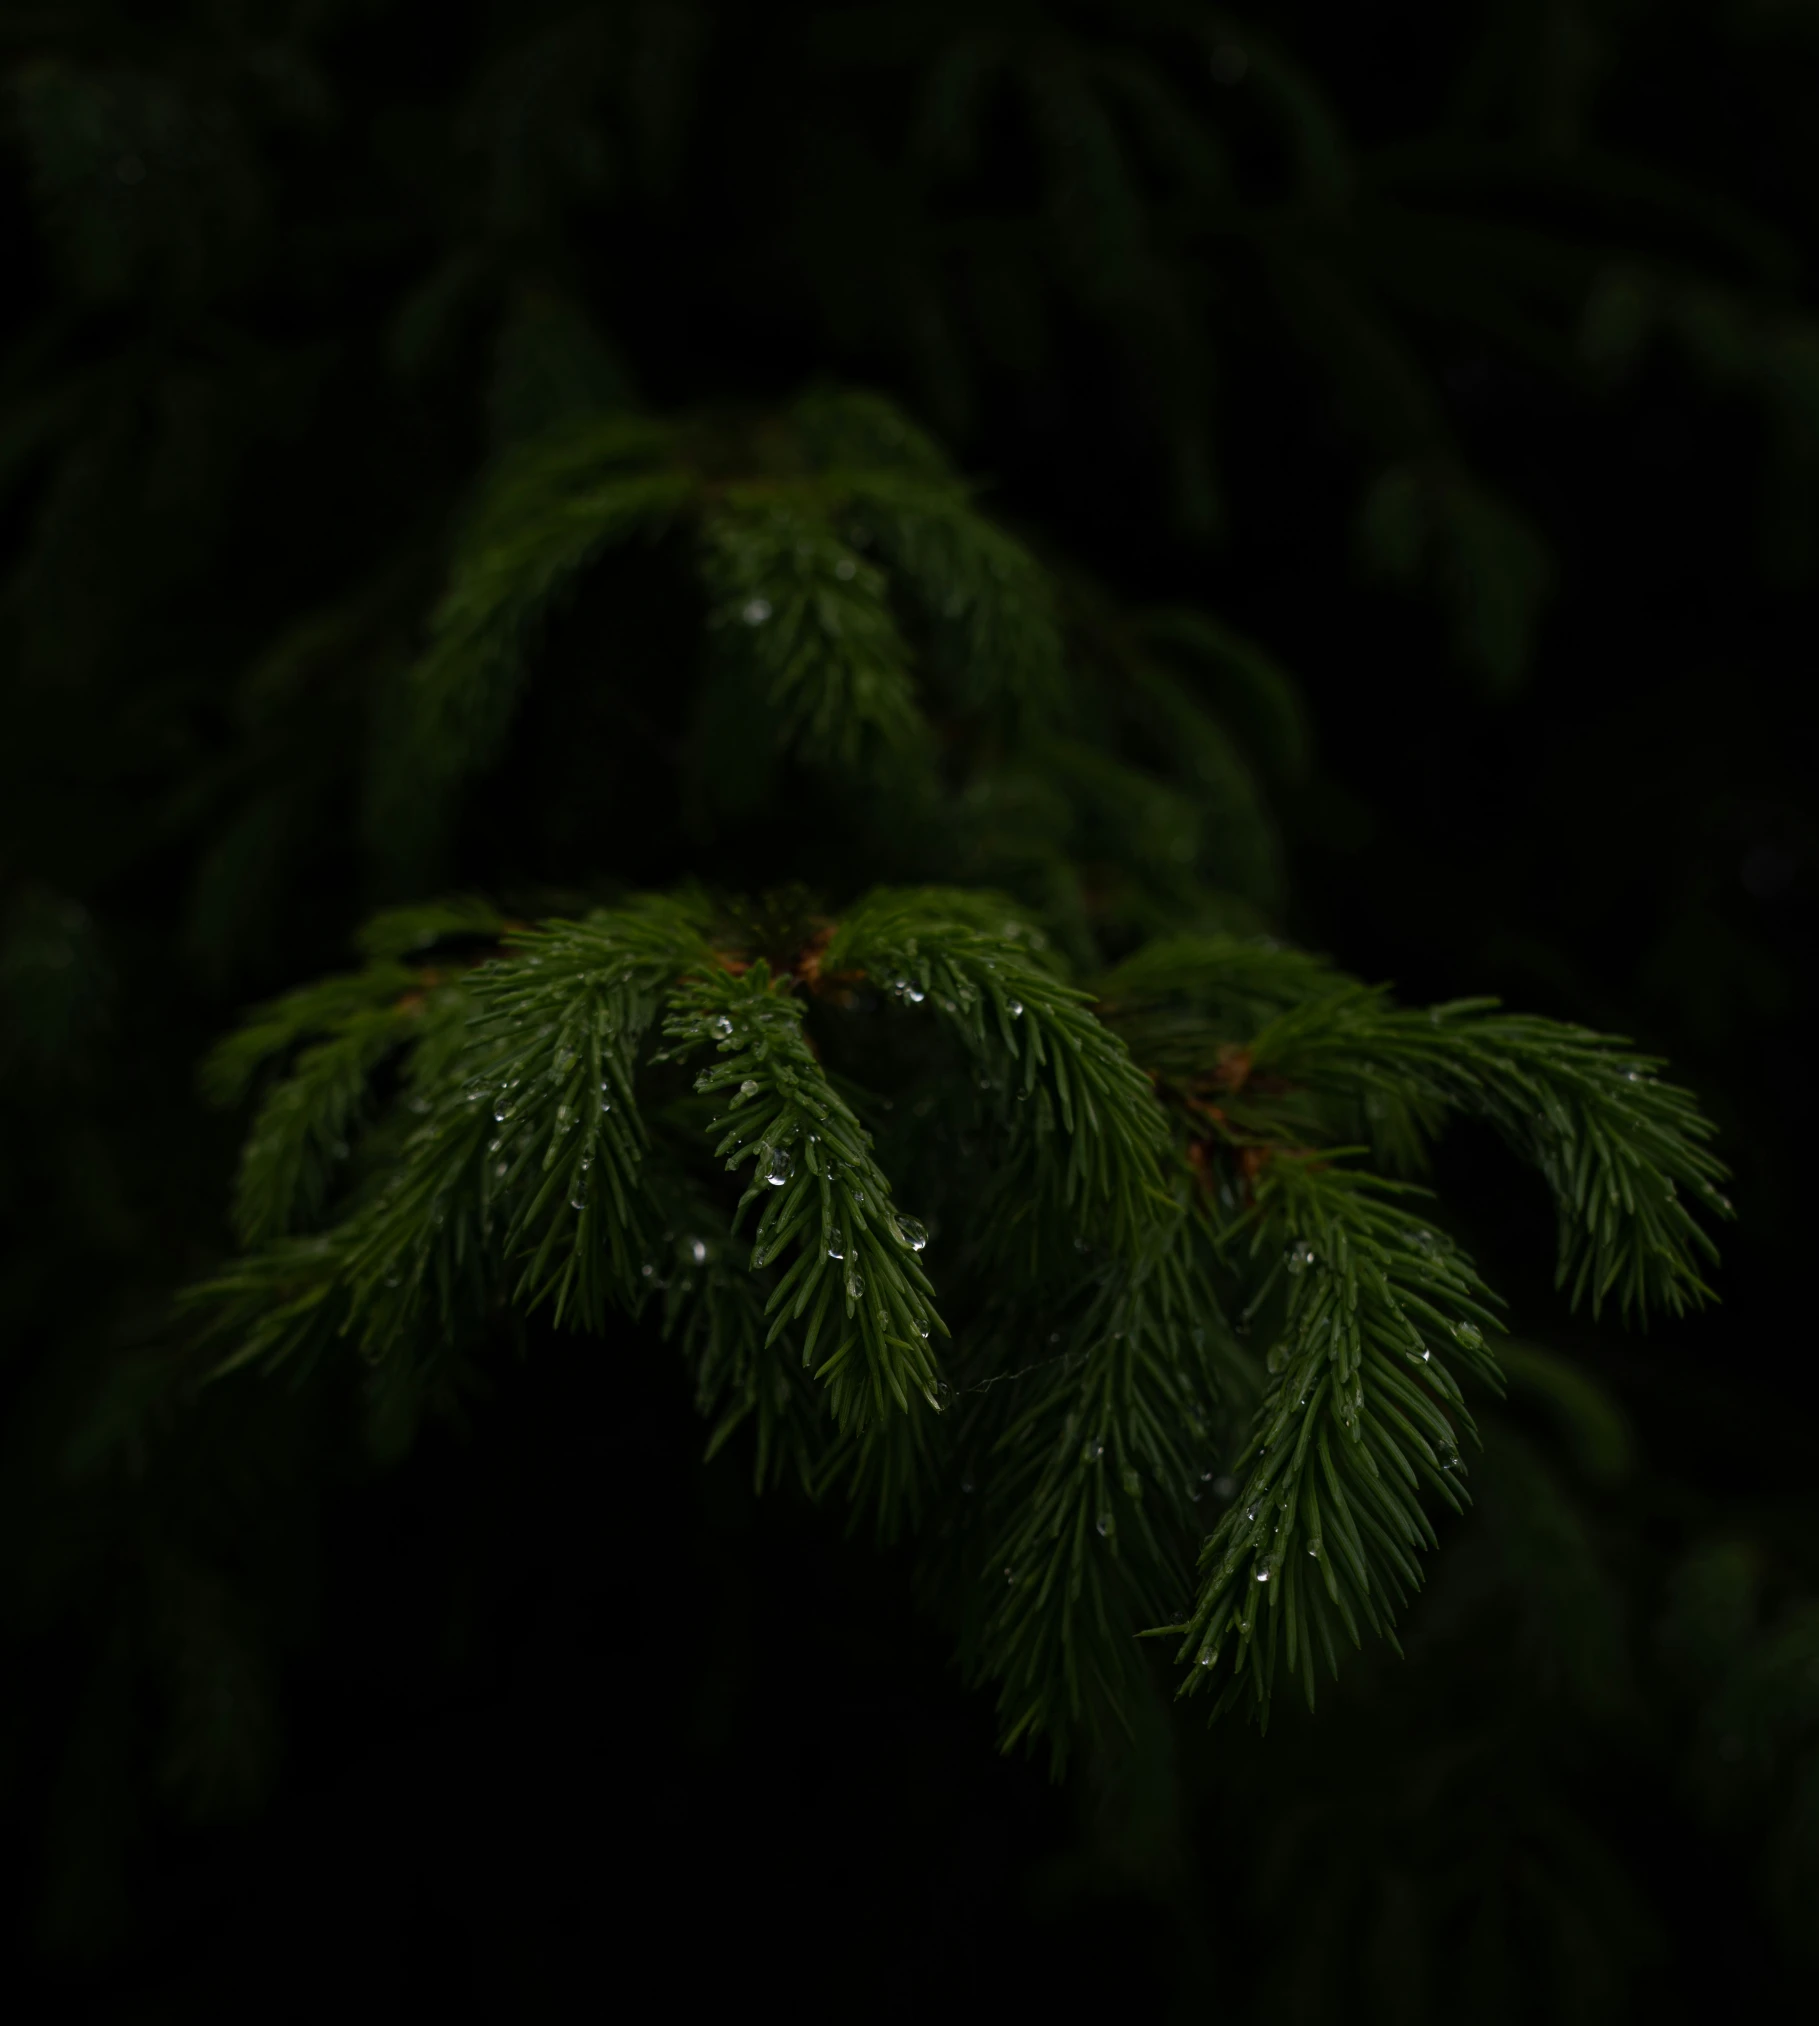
<box><xmin>1255</xmin><ymin>1568</ymin><xmax>1270</xmax><ymax>1583</ymax></box>
<box><xmin>494</xmin><ymin>1093</ymin><xmax>517</xmax><ymax>1121</ymax></box>
<box><xmin>570</xmin><ymin>1180</ymin><xmax>588</xmax><ymax>1210</ymax></box>
<box><xmin>894</xmin><ymin>1215</ymin><xmax>929</xmax><ymax>1251</ymax></box>
<box><xmin>1007</xmin><ymin>998</ymin><xmax>1024</xmax><ymax>1018</ymax></box>
<box><xmin>1080</xmin><ymin>1439</ymin><xmax>1104</xmax><ymax>1465</ymax></box>
<box><xmin>712</xmin><ymin>1015</ymin><xmax>734</xmax><ymax>1039</ymax></box>
<box><xmin>1452</xmin><ymin>1321</ymin><xmax>1485</xmax><ymax>1351</ymax></box>
<box><xmin>916</xmin><ymin>1319</ymin><xmax>930</xmax><ymax>1339</ymax></box>
<box><xmin>688</xmin><ymin>1237</ymin><xmax>708</xmax><ymax>1265</ymax></box>
<box><xmin>766</xmin><ymin>1147</ymin><xmax>793</xmax><ymax>1186</ymax></box>
<box><xmin>641</xmin><ymin>1262</ymin><xmax>655</xmax><ymax>1278</ymax></box>
<box><xmin>834</xmin><ymin>557</ymin><xmax>856</xmax><ymax>580</ymax></box>
<box><xmin>738</xmin><ymin>1078</ymin><xmax>760</xmax><ymax>1099</ymax></box>
<box><xmin>1307</xmin><ymin>1539</ymin><xmax>1322</xmax><ymax>1557</ymax></box>
<box><xmin>1245</xmin><ymin>1503</ymin><xmax>1260</xmax><ymax>1523</ymax></box>
<box><xmin>1095</xmin><ymin>1514</ymin><xmax>1110</xmax><ymax>1537</ymax></box>
<box><xmin>1286</xmin><ymin>1240</ymin><xmax>1315</xmax><ymax>1274</ymax></box>
<box><xmin>742</xmin><ymin>598</ymin><xmax>771</xmax><ymax>625</ymax></box>
<box><xmin>845</xmin><ymin>1268</ymin><xmax>865</xmax><ymax>1301</ymax></box>
<box><xmin>827</xmin><ymin>1237</ymin><xmax>844</xmax><ymax>1260</ymax></box>
<box><xmin>1120</xmin><ymin>1467</ymin><xmax>1141</xmax><ymax>1498</ymax></box>
<box><xmin>1213</xmin><ymin>1475</ymin><xmax>1236</xmax><ymax>1499</ymax></box>
<box><xmin>1200</xmin><ymin>1652</ymin><xmax>1214</xmax><ymax>1668</ymax></box>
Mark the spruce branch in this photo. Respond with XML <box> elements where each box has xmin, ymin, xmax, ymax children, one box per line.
<box><xmin>1095</xmin><ymin>932</ymin><xmax>1354</xmax><ymax>1066</ymax></box>
<box><xmin>968</xmin><ymin>1215</ymin><xmax>1235</xmax><ymax>1765</ymax></box>
<box><xmin>1243</xmin><ymin>992</ymin><xmax>1733</xmax><ymax>1320</ymax></box>
<box><xmin>198</xmin><ymin>963</ymin><xmax>421</xmax><ymax>1109</ymax></box>
<box><xmin>700</xmin><ymin>489</ymin><xmax>928</xmax><ymax>770</ymax></box>
<box><xmin>180</xmin><ymin>1236</ymin><xmax>349</xmax><ymax>1384</ymax></box>
<box><xmin>406</xmin><ymin>415</ymin><xmax>691</xmax><ymax>789</ymax></box>
<box><xmin>454</xmin><ymin>901</ymin><xmax>715</xmax><ymax>1331</ymax></box>
<box><xmin>189</xmin><ymin>899</ymin><xmax>714</xmax><ymax>1378</ymax></box>
<box><xmin>825</xmin><ymin>888</ymin><xmax>1174</xmax><ymax>1262</ymax></box>
<box><xmin>186</xmin><ymin>893</ymin><xmax>1733</xmax><ymax>1760</ymax></box>
<box><xmin>663</xmin><ymin>960</ymin><xmax>945</xmax><ymax>1428</ymax></box>
<box><xmin>352</xmin><ymin>896</ymin><xmax>509</xmax><ymax>962</ymax></box>
<box><xmin>228</xmin><ymin>1011</ymin><xmax>418</xmax><ymax>1246</ymax></box>
<box><xmin>838</xmin><ymin>469</ymin><xmax>1067</xmax><ymax>729</ymax></box>
<box><xmin>791</xmin><ymin>386</ymin><xmax>960</xmax><ymax>482</ymax></box>
<box><xmin>1172</xmin><ymin>1160</ymin><xmax>1503</xmax><ymax>1723</ymax></box>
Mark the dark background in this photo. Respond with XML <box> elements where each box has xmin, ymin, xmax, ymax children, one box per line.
<box><xmin>2</xmin><ymin>3</ymin><xmax>1815</xmax><ymax>2017</ymax></box>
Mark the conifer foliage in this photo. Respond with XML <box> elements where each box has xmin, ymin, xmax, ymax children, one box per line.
<box><xmin>191</xmin><ymin>392</ymin><xmax>1730</xmax><ymax>1764</ymax></box>
<box><xmin>10</xmin><ymin>3</ymin><xmax>1819</xmax><ymax>2001</ymax></box>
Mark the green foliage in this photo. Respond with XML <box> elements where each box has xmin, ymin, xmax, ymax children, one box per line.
<box><xmin>7</xmin><ymin>3</ymin><xmax>1811</xmax><ymax>1997</ymax></box>
<box><xmin>826</xmin><ymin>888</ymin><xmax>1172</xmax><ymax>1261</ymax></box>
<box><xmin>1174</xmin><ymin>1162</ymin><xmax>1505</xmax><ymax>1723</ymax></box>
<box><xmin>398</xmin><ymin>416</ymin><xmax>691</xmax><ymax>818</ymax></box>
<box><xmin>971</xmin><ymin>1221</ymin><xmax>1234</xmax><ymax>1752</ymax></box>
<box><xmin>665</xmin><ymin>958</ymin><xmax>945</xmax><ymax>1425</ymax></box>
<box><xmin>167</xmin><ymin>364</ymin><xmax>1736</xmax><ymax>1763</ymax></box>
<box><xmin>1239</xmin><ymin>992</ymin><xmax>1728</xmax><ymax>1318</ymax></box>
<box><xmin>190</xmin><ymin>837</ymin><xmax>1729</xmax><ymax>1763</ymax></box>
<box><xmin>700</xmin><ymin>492</ymin><xmax>926</xmax><ymax>769</ymax></box>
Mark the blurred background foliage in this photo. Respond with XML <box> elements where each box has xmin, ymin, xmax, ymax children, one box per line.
<box><xmin>1</xmin><ymin>0</ymin><xmax>1816</xmax><ymax>2016</ymax></box>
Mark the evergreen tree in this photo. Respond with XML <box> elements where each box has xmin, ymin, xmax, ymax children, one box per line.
<box><xmin>3</xmin><ymin>4</ymin><xmax>1817</xmax><ymax>2015</ymax></box>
